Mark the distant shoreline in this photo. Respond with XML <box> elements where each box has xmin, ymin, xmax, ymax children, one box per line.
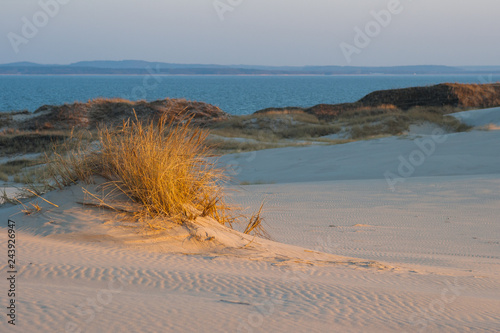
<box><xmin>0</xmin><ymin>73</ymin><xmax>497</xmax><ymax>77</ymax></box>
<box><xmin>2</xmin><ymin>61</ymin><xmax>500</xmax><ymax>76</ymax></box>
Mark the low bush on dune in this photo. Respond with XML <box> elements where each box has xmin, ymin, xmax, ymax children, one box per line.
<box><xmin>209</xmin><ymin>112</ymin><xmax>341</xmax><ymax>141</ymax></box>
<box><xmin>0</xmin><ymin>132</ymin><xmax>69</xmax><ymax>155</ymax></box>
<box><xmin>341</xmin><ymin>107</ymin><xmax>471</xmax><ymax>139</ymax></box>
<box><xmin>46</xmin><ymin>114</ymin><xmax>242</xmax><ymax>229</ymax></box>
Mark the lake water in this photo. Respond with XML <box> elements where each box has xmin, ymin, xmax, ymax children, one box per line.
<box><xmin>1</xmin><ymin>74</ymin><xmax>499</xmax><ymax>115</ymax></box>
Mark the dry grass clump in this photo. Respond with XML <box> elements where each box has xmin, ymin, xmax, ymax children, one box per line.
<box><xmin>90</xmin><ymin>97</ymin><xmax>137</xmax><ymax>105</ymax></box>
<box><xmin>206</xmin><ymin>138</ymin><xmax>284</xmax><ymax>153</ymax></box>
<box><xmin>358</xmin><ymin>83</ymin><xmax>500</xmax><ymax>110</ymax></box>
<box><xmin>0</xmin><ymin>159</ymin><xmax>40</xmax><ymax>174</ymax></box>
<box><xmin>206</xmin><ymin>137</ymin><xmax>315</xmax><ymax>154</ymax></box>
<box><xmin>243</xmin><ymin>202</ymin><xmax>269</xmax><ymax>239</ymax></box>
<box><xmin>209</xmin><ymin>105</ymin><xmax>471</xmax><ymax>143</ymax></box>
<box><xmin>0</xmin><ymin>171</ymin><xmax>8</xmax><ymax>182</ymax></box>
<box><xmin>254</xmin><ymin>107</ymin><xmax>306</xmax><ymax>116</ymax></box>
<box><xmin>210</xmin><ymin>112</ymin><xmax>341</xmax><ymax>141</ymax></box>
<box><xmin>337</xmin><ymin>106</ymin><xmax>401</xmax><ymax>124</ymax></box>
<box><xmin>449</xmin><ymin>83</ymin><xmax>500</xmax><ymax>108</ymax></box>
<box><xmin>343</xmin><ymin>107</ymin><xmax>471</xmax><ymax>139</ymax></box>
<box><xmin>99</xmin><ymin>117</ymin><xmax>230</xmax><ymax>223</ymax></box>
<box><xmin>0</xmin><ymin>132</ymin><xmax>70</xmax><ymax>156</ymax></box>
<box><xmin>47</xmin><ymin>114</ymin><xmax>234</xmax><ymax>226</ymax></box>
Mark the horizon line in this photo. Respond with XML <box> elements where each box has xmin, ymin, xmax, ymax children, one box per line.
<box><xmin>2</xmin><ymin>60</ymin><xmax>500</xmax><ymax>68</ymax></box>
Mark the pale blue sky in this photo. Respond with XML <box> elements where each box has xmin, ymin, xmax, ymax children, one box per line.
<box><xmin>1</xmin><ymin>0</ymin><xmax>499</xmax><ymax>66</ymax></box>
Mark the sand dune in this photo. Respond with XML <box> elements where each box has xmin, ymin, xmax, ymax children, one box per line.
<box><xmin>1</xmin><ymin>108</ymin><xmax>499</xmax><ymax>332</ymax></box>
<box><xmin>451</xmin><ymin>107</ymin><xmax>500</xmax><ymax>127</ymax></box>
<box><xmin>219</xmin><ymin>129</ymin><xmax>500</xmax><ymax>185</ymax></box>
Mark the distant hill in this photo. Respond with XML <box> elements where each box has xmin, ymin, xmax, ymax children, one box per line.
<box><xmin>1</xmin><ymin>98</ymin><xmax>228</xmax><ymax>131</ymax></box>
<box><xmin>1</xmin><ymin>60</ymin><xmax>500</xmax><ymax>75</ymax></box>
<box><xmin>256</xmin><ymin>83</ymin><xmax>500</xmax><ymax>119</ymax></box>
<box><xmin>359</xmin><ymin>83</ymin><xmax>500</xmax><ymax>109</ymax></box>
<box><xmin>1</xmin><ymin>62</ymin><xmax>46</xmax><ymax>67</ymax></box>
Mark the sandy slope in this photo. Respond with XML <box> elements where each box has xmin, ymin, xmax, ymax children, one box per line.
<box><xmin>451</xmin><ymin>107</ymin><xmax>500</xmax><ymax>127</ymax></box>
<box><xmin>218</xmin><ymin>129</ymin><xmax>500</xmax><ymax>185</ymax></box>
<box><xmin>1</xmin><ymin>109</ymin><xmax>500</xmax><ymax>332</ymax></box>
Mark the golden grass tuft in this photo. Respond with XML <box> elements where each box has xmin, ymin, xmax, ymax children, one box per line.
<box><xmin>46</xmin><ymin>113</ymin><xmax>235</xmax><ymax>227</ymax></box>
<box><xmin>14</xmin><ymin>189</ymin><xmax>58</xmax><ymax>215</ymax></box>
<box><xmin>20</xmin><ymin>201</ymin><xmax>42</xmax><ymax>215</ymax></box>
<box><xmin>243</xmin><ymin>202</ymin><xmax>270</xmax><ymax>239</ymax></box>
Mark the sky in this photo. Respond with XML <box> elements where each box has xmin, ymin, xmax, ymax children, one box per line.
<box><xmin>1</xmin><ymin>0</ymin><xmax>499</xmax><ymax>67</ymax></box>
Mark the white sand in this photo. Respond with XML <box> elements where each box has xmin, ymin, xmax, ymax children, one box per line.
<box><xmin>219</xmin><ymin>130</ymin><xmax>500</xmax><ymax>184</ymax></box>
<box><xmin>451</xmin><ymin>107</ymin><xmax>500</xmax><ymax>127</ymax></box>
<box><xmin>1</xmin><ymin>109</ymin><xmax>499</xmax><ymax>332</ymax></box>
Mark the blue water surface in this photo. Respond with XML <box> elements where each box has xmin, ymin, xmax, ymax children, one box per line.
<box><xmin>1</xmin><ymin>74</ymin><xmax>498</xmax><ymax>115</ymax></box>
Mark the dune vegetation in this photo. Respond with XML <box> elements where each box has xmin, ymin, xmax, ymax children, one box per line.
<box><xmin>3</xmin><ymin>82</ymin><xmax>499</xmax><ymax>184</ymax></box>
<box><xmin>42</xmin><ymin>114</ymin><xmax>242</xmax><ymax>229</ymax></box>
<box><xmin>208</xmin><ymin>104</ymin><xmax>471</xmax><ymax>151</ymax></box>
